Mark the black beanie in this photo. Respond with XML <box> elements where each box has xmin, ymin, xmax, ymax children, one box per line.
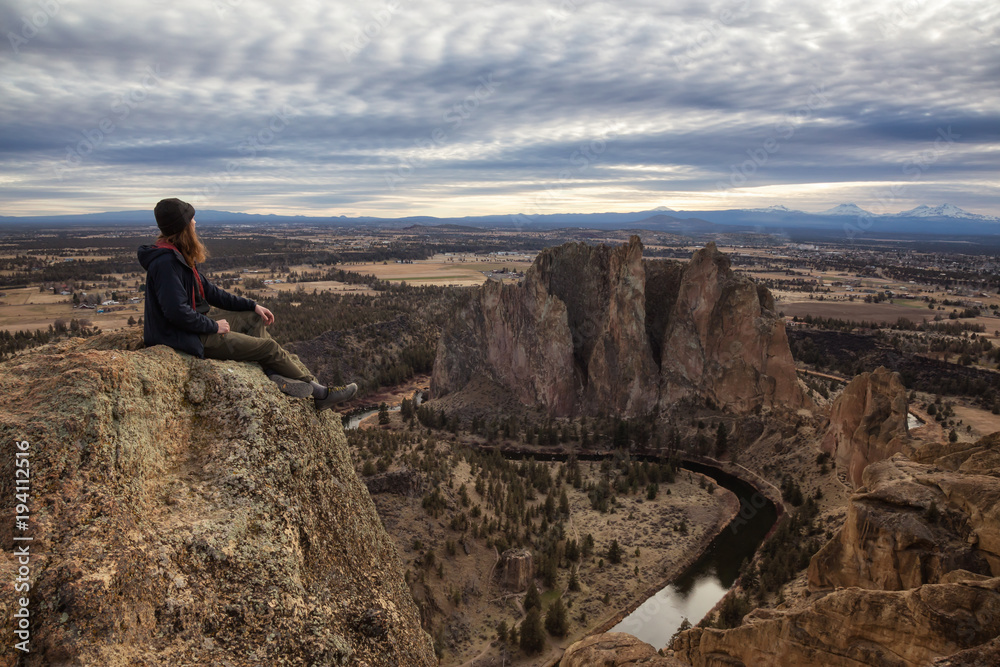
<box><xmin>154</xmin><ymin>198</ymin><xmax>195</xmax><ymax>236</ymax></box>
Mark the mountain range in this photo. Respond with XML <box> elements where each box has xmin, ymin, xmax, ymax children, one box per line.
<box><xmin>1</xmin><ymin>203</ymin><xmax>997</xmax><ymax>236</ymax></box>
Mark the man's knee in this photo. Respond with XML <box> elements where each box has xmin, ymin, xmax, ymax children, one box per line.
<box><xmin>248</xmin><ymin>312</ymin><xmax>268</xmax><ymax>337</ymax></box>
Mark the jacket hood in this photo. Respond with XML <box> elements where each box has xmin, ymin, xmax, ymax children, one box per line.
<box><xmin>138</xmin><ymin>243</ymin><xmax>190</xmax><ymax>271</ymax></box>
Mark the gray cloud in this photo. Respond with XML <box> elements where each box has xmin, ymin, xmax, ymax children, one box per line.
<box><xmin>1</xmin><ymin>0</ymin><xmax>998</xmax><ymax>217</ymax></box>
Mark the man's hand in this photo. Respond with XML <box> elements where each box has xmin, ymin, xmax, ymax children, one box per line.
<box><xmin>255</xmin><ymin>304</ymin><xmax>275</xmax><ymax>325</ymax></box>
<box><xmin>216</xmin><ymin>319</ymin><xmax>231</xmax><ymax>335</ymax></box>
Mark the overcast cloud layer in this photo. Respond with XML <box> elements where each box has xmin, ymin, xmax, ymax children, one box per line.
<box><xmin>1</xmin><ymin>0</ymin><xmax>998</xmax><ymax>218</ymax></box>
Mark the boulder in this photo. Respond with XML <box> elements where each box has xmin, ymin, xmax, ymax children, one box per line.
<box><xmin>497</xmin><ymin>548</ymin><xmax>534</xmax><ymax>592</ymax></box>
<box><xmin>363</xmin><ymin>468</ymin><xmax>426</xmax><ymax>496</ymax></box>
<box><xmin>562</xmin><ymin>632</ymin><xmax>686</xmax><ymax>666</ymax></box>
<box><xmin>0</xmin><ymin>332</ymin><xmax>435</xmax><ymax>666</ymax></box>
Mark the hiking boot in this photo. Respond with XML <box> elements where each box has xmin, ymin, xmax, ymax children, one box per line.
<box><xmin>315</xmin><ymin>382</ymin><xmax>358</xmax><ymax>410</ymax></box>
<box><xmin>266</xmin><ymin>372</ymin><xmax>314</xmax><ymax>398</ymax></box>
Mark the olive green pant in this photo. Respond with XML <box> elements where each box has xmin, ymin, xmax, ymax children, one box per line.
<box><xmin>200</xmin><ymin>308</ymin><xmax>315</xmax><ymax>382</ymax></box>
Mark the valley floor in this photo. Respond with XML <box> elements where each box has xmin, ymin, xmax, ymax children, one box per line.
<box><xmin>351</xmin><ymin>416</ymin><xmax>739</xmax><ymax>665</ymax></box>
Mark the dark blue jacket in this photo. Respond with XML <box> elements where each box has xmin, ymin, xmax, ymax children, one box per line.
<box><xmin>137</xmin><ymin>244</ymin><xmax>256</xmax><ymax>358</ymax></box>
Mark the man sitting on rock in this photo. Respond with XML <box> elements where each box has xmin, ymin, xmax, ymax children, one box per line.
<box><xmin>138</xmin><ymin>197</ymin><xmax>357</xmax><ymax>410</ymax></box>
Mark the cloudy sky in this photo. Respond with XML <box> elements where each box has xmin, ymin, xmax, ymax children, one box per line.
<box><xmin>1</xmin><ymin>0</ymin><xmax>998</xmax><ymax>218</ymax></box>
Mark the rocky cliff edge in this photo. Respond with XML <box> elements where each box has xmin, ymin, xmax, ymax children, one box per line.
<box><xmin>673</xmin><ymin>433</ymin><xmax>1000</xmax><ymax>667</ymax></box>
<box><xmin>821</xmin><ymin>365</ymin><xmax>911</xmax><ymax>488</ymax></box>
<box><xmin>0</xmin><ymin>329</ymin><xmax>435</xmax><ymax>666</ymax></box>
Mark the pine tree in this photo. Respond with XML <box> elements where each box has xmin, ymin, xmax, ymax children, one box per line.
<box><xmin>378</xmin><ymin>402</ymin><xmax>390</xmax><ymax>425</ymax></box>
<box><xmin>607</xmin><ymin>539</ymin><xmax>623</xmax><ymax>564</ymax></box>
<box><xmin>568</xmin><ymin>565</ymin><xmax>581</xmax><ymax>591</ymax></box>
<box><xmin>520</xmin><ymin>607</ymin><xmax>545</xmax><ymax>654</ymax></box>
<box><xmin>545</xmin><ymin>595</ymin><xmax>569</xmax><ymax>637</ymax></box>
<box><xmin>497</xmin><ymin>620</ymin><xmax>508</xmax><ymax>644</ymax></box>
<box><xmin>524</xmin><ymin>580</ymin><xmax>540</xmax><ymax>611</ymax></box>
<box><xmin>715</xmin><ymin>423</ymin><xmax>728</xmax><ymax>458</ymax></box>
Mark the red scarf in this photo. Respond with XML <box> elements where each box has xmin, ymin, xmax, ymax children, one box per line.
<box><xmin>154</xmin><ymin>240</ymin><xmax>205</xmax><ymax>311</ymax></box>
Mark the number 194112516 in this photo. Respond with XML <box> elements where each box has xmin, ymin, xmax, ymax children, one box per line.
<box><xmin>15</xmin><ymin>440</ymin><xmax>30</xmax><ymax>524</ymax></box>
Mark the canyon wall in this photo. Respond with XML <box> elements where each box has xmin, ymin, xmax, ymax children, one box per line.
<box><xmin>821</xmin><ymin>365</ymin><xmax>910</xmax><ymax>487</ymax></box>
<box><xmin>658</xmin><ymin>242</ymin><xmax>804</xmax><ymax>414</ymax></box>
<box><xmin>673</xmin><ymin>433</ymin><xmax>1000</xmax><ymax>667</ymax></box>
<box><xmin>432</xmin><ymin>238</ymin><xmax>805</xmax><ymax>417</ymax></box>
<box><xmin>673</xmin><ymin>576</ymin><xmax>1000</xmax><ymax>667</ymax></box>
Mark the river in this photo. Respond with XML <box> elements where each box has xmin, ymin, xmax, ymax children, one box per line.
<box><xmin>444</xmin><ymin>446</ymin><xmax>779</xmax><ymax>651</ymax></box>
<box><xmin>343</xmin><ymin>405</ymin><xmax>402</xmax><ymax>430</ymax></box>
<box><xmin>344</xmin><ymin>427</ymin><xmax>779</xmax><ymax>653</ymax></box>
<box><xmin>610</xmin><ymin>461</ymin><xmax>778</xmax><ymax>649</ymax></box>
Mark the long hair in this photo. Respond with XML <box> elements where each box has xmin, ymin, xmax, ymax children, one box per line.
<box><xmin>158</xmin><ymin>223</ymin><xmax>208</xmax><ymax>267</ymax></box>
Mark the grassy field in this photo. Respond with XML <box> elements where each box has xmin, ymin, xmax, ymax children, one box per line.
<box><xmin>0</xmin><ymin>253</ymin><xmax>519</xmax><ymax>333</ymax></box>
<box><xmin>347</xmin><ymin>254</ymin><xmax>533</xmax><ymax>287</ymax></box>
<box><xmin>0</xmin><ymin>288</ymin><xmax>78</xmax><ymax>332</ymax></box>
<box><xmin>778</xmin><ymin>299</ymin><xmax>939</xmax><ymax>325</ymax></box>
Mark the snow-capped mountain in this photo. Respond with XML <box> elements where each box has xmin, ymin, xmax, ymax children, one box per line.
<box><xmin>3</xmin><ymin>202</ymin><xmax>997</xmax><ymax>233</ymax></box>
<box><xmin>745</xmin><ymin>204</ymin><xmax>803</xmax><ymax>214</ymax></box>
<box><xmin>819</xmin><ymin>203</ymin><xmax>872</xmax><ymax>217</ymax></box>
<box><xmin>893</xmin><ymin>204</ymin><xmax>997</xmax><ymax>220</ymax></box>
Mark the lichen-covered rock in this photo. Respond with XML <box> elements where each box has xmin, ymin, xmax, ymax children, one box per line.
<box><xmin>0</xmin><ymin>331</ymin><xmax>435</xmax><ymax>666</ymax></box>
<box><xmin>432</xmin><ymin>238</ymin><xmax>804</xmax><ymax>417</ymax></box>
<box><xmin>821</xmin><ymin>365</ymin><xmax>910</xmax><ymax>487</ymax></box>
<box><xmin>672</xmin><ymin>576</ymin><xmax>1000</xmax><ymax>667</ymax></box>
<box><xmin>562</xmin><ymin>632</ymin><xmax>686</xmax><ymax>666</ymax></box>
